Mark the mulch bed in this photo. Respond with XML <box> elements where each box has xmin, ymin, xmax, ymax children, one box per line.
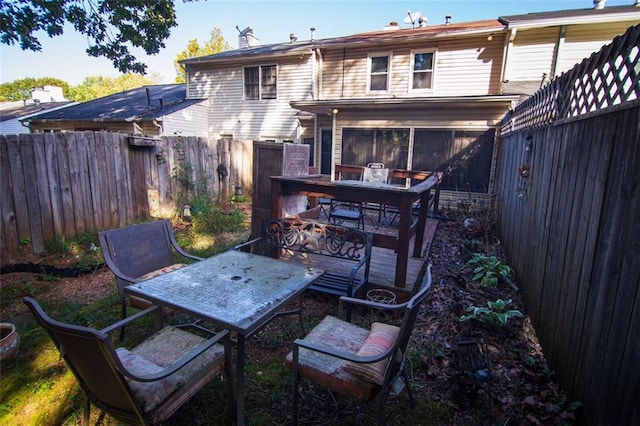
<box><xmin>0</xmin><ymin>210</ymin><xmax>579</xmax><ymax>424</ymax></box>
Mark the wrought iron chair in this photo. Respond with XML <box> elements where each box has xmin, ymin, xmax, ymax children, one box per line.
<box><xmin>287</xmin><ymin>264</ymin><xmax>432</xmax><ymax>424</ymax></box>
<box><xmin>98</xmin><ymin>219</ymin><xmax>204</xmax><ymax>340</ymax></box>
<box><xmin>329</xmin><ymin>199</ymin><xmax>365</xmax><ymax>229</ymax></box>
<box><xmin>23</xmin><ymin>297</ymin><xmax>232</xmax><ymax>426</ymax></box>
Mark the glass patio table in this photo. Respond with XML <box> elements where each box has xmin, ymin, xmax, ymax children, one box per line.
<box><xmin>124</xmin><ymin>249</ymin><xmax>325</xmax><ymax>426</ymax></box>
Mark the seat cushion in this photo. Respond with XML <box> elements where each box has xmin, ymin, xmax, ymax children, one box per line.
<box><xmin>285</xmin><ymin>315</ymin><xmax>380</xmax><ymax>401</ymax></box>
<box><xmin>342</xmin><ymin>322</ymin><xmax>400</xmax><ymax>385</ymax></box>
<box><xmin>116</xmin><ymin>347</ymin><xmax>184</xmax><ymax>412</ymax></box>
<box><xmin>138</xmin><ymin>263</ymin><xmax>187</xmax><ymax>281</ymax></box>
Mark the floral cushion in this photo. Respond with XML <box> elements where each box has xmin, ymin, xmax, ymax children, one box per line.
<box><xmin>342</xmin><ymin>322</ymin><xmax>400</xmax><ymax>385</ymax></box>
<box><xmin>116</xmin><ymin>347</ymin><xmax>184</xmax><ymax>412</ymax></box>
<box><xmin>138</xmin><ymin>263</ymin><xmax>187</xmax><ymax>281</ymax></box>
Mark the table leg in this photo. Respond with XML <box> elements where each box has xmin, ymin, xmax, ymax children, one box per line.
<box><xmin>413</xmin><ymin>190</ymin><xmax>430</xmax><ymax>258</ymax></box>
<box><xmin>236</xmin><ymin>333</ymin><xmax>246</xmax><ymax>426</ymax></box>
<box><xmin>395</xmin><ymin>197</ymin><xmax>412</xmax><ymax>287</ymax></box>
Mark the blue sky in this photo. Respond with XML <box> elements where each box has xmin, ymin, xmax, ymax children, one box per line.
<box><xmin>0</xmin><ymin>0</ymin><xmax>633</xmax><ymax>86</ymax></box>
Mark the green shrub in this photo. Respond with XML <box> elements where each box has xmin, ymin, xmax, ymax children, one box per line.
<box><xmin>460</xmin><ymin>298</ymin><xmax>523</xmax><ymax>330</ymax></box>
<box><xmin>191</xmin><ymin>207</ymin><xmax>247</xmax><ymax>234</ymax></box>
<box><xmin>463</xmin><ymin>253</ymin><xmax>514</xmax><ymax>287</ymax></box>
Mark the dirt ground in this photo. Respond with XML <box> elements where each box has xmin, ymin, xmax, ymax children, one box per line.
<box><xmin>0</xmin><ymin>212</ymin><xmax>579</xmax><ymax>424</ymax></box>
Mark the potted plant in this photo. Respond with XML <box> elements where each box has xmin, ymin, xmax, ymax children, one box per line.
<box><xmin>0</xmin><ymin>323</ymin><xmax>20</xmax><ymax>360</ymax></box>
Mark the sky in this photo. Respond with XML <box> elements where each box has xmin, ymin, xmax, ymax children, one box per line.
<box><xmin>0</xmin><ymin>0</ymin><xmax>635</xmax><ymax>86</ymax></box>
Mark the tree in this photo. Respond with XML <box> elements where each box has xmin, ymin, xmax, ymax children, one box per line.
<box><xmin>67</xmin><ymin>73</ymin><xmax>159</xmax><ymax>102</ymax></box>
<box><xmin>173</xmin><ymin>28</ymin><xmax>231</xmax><ymax>83</ymax></box>
<box><xmin>0</xmin><ymin>78</ymin><xmax>71</xmax><ymax>101</ymax></box>
<box><xmin>0</xmin><ymin>0</ymin><xmax>180</xmax><ymax>74</ymax></box>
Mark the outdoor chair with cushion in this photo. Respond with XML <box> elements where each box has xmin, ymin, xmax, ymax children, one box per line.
<box><xmin>23</xmin><ymin>297</ymin><xmax>232</xmax><ymax>426</ymax></box>
<box><xmin>98</xmin><ymin>219</ymin><xmax>204</xmax><ymax>340</ymax></box>
<box><xmin>286</xmin><ymin>264</ymin><xmax>432</xmax><ymax>424</ymax></box>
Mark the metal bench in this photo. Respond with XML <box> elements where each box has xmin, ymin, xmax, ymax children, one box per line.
<box><xmin>235</xmin><ymin>218</ymin><xmax>373</xmax><ymax>303</ymax></box>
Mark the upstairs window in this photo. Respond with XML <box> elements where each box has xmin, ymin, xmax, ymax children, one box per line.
<box><xmin>368</xmin><ymin>54</ymin><xmax>390</xmax><ymax>92</ymax></box>
<box><xmin>410</xmin><ymin>51</ymin><xmax>434</xmax><ymax>90</ymax></box>
<box><xmin>244</xmin><ymin>65</ymin><xmax>277</xmax><ymax>100</ymax></box>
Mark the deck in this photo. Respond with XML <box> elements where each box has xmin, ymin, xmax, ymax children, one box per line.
<box><xmin>316</xmin><ymin>209</ymin><xmax>439</xmax><ymax>294</ymax></box>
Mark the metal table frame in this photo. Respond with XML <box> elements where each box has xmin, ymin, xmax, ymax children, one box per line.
<box><xmin>124</xmin><ymin>250</ymin><xmax>324</xmax><ymax>426</ymax></box>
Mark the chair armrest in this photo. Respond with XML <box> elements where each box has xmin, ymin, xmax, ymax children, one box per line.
<box><xmin>101</xmin><ymin>252</ymin><xmax>140</xmax><ymax>285</ymax></box>
<box><xmin>173</xmin><ymin>246</ymin><xmax>204</xmax><ymax>262</ymax></box>
<box><xmin>294</xmin><ymin>337</ymin><xmax>393</xmax><ymax>364</ymax></box>
<box><xmin>348</xmin><ymin>256</ymin><xmax>370</xmax><ymax>282</ymax></box>
<box><xmin>233</xmin><ymin>237</ymin><xmax>263</xmax><ymax>251</ymax></box>
<box><xmin>120</xmin><ymin>329</ymin><xmax>230</xmax><ymax>382</ymax></box>
<box><xmin>166</xmin><ymin>225</ymin><xmax>204</xmax><ymax>260</ymax></box>
<box><xmin>338</xmin><ymin>295</ymin><xmax>406</xmax><ymax>316</ymax></box>
<box><xmin>100</xmin><ymin>305</ymin><xmax>161</xmax><ymax>334</ymax></box>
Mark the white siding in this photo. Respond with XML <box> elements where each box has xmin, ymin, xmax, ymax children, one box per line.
<box><xmin>188</xmin><ymin>57</ymin><xmax>314</xmax><ymax>142</ymax></box>
<box><xmin>557</xmin><ymin>21</ymin><xmax>639</xmax><ymax>75</ymax></box>
<box><xmin>321</xmin><ymin>34</ymin><xmax>505</xmax><ymax>99</ymax></box>
<box><xmin>0</xmin><ymin>118</ymin><xmax>30</xmax><ymax>134</ymax></box>
<box><xmin>162</xmin><ymin>102</ymin><xmax>209</xmax><ymax>136</ymax></box>
<box><xmin>504</xmin><ymin>26</ymin><xmax>559</xmax><ymax>82</ymax></box>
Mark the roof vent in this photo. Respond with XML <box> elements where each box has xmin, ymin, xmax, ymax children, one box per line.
<box><xmin>593</xmin><ymin>0</ymin><xmax>606</xmax><ymax>9</ymax></box>
<box><xmin>310</xmin><ymin>27</ymin><xmax>316</xmax><ymax>41</ymax></box>
<box><xmin>383</xmin><ymin>21</ymin><xmax>400</xmax><ymax>31</ymax></box>
<box><xmin>290</xmin><ymin>33</ymin><xmax>298</xmax><ymax>43</ymax></box>
<box><xmin>445</xmin><ymin>16</ymin><xmax>451</xmax><ymax>25</ymax></box>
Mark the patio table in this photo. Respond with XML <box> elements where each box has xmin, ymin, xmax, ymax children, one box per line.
<box><xmin>124</xmin><ymin>249</ymin><xmax>325</xmax><ymax>426</ymax></box>
<box><xmin>270</xmin><ymin>171</ymin><xmax>441</xmax><ymax>287</ymax></box>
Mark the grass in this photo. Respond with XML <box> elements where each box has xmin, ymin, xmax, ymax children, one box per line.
<box><xmin>1</xmin><ymin>201</ymin><xmax>464</xmax><ymax>425</ymax></box>
<box><xmin>0</xmin><ymin>203</ymin><xmax>252</xmax><ymax>425</ymax></box>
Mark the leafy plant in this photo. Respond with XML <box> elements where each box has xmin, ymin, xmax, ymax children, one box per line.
<box><xmin>463</xmin><ymin>253</ymin><xmax>514</xmax><ymax>287</ymax></box>
<box><xmin>460</xmin><ymin>298</ymin><xmax>523</xmax><ymax>330</ymax></box>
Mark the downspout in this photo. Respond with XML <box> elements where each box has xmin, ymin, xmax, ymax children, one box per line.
<box><xmin>552</xmin><ymin>26</ymin><xmax>566</xmax><ymax>77</ymax></box>
<box><xmin>341</xmin><ymin>48</ymin><xmax>346</xmax><ymax>97</ymax></box>
<box><xmin>315</xmin><ymin>48</ymin><xmax>324</xmax><ymax>101</ymax></box>
<box><xmin>500</xmin><ymin>28</ymin><xmax>517</xmax><ymax>92</ymax></box>
<box><xmin>331</xmin><ymin>108</ymin><xmax>338</xmax><ymax>181</ymax></box>
<box><xmin>152</xmin><ymin>119</ymin><xmax>163</xmax><ymax>136</ymax></box>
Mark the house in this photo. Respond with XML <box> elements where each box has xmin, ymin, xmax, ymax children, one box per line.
<box><xmin>183</xmin><ymin>4</ymin><xmax>640</xmax><ymax>205</ymax></box>
<box><xmin>1</xmin><ymin>100</ymin><xmax>73</xmax><ymax>134</ymax></box>
<box><xmin>1</xmin><ymin>85</ymin><xmax>73</xmax><ymax>134</ymax></box>
<box><xmin>23</xmin><ymin>84</ymin><xmax>208</xmax><ymax>137</ymax></box>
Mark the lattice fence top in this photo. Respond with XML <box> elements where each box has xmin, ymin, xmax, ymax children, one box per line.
<box><xmin>502</xmin><ymin>24</ymin><xmax>640</xmax><ymax>134</ymax></box>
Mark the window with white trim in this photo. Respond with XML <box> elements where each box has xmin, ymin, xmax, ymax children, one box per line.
<box><xmin>368</xmin><ymin>54</ymin><xmax>390</xmax><ymax>92</ymax></box>
<box><xmin>244</xmin><ymin>65</ymin><xmax>277</xmax><ymax>100</ymax></box>
<box><xmin>410</xmin><ymin>50</ymin><xmax>434</xmax><ymax>91</ymax></box>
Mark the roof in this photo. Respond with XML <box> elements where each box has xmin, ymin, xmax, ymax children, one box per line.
<box><xmin>182</xmin><ymin>19</ymin><xmax>504</xmax><ymax>65</ymax></box>
<box><xmin>499</xmin><ymin>5</ymin><xmax>640</xmax><ymax>28</ymax></box>
<box><xmin>24</xmin><ymin>84</ymin><xmax>205</xmax><ymax>123</ymax></box>
<box><xmin>184</xmin><ymin>5</ymin><xmax>640</xmax><ymax>66</ymax></box>
<box><xmin>0</xmin><ymin>101</ymin><xmax>74</xmax><ymax>122</ymax></box>
<box><xmin>291</xmin><ymin>95</ymin><xmax>521</xmax><ymax>115</ymax></box>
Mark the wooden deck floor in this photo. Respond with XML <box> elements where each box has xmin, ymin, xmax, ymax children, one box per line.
<box><xmin>317</xmin><ymin>210</ymin><xmax>439</xmax><ymax>293</ymax></box>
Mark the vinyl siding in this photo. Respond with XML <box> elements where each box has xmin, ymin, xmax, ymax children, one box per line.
<box><xmin>320</xmin><ymin>34</ymin><xmax>505</xmax><ymax>99</ymax></box>
<box><xmin>162</xmin><ymin>102</ymin><xmax>209</xmax><ymax>136</ymax></box>
<box><xmin>188</xmin><ymin>57</ymin><xmax>314</xmax><ymax>142</ymax></box>
<box><xmin>504</xmin><ymin>26</ymin><xmax>559</xmax><ymax>82</ymax></box>
<box><xmin>557</xmin><ymin>21</ymin><xmax>639</xmax><ymax>74</ymax></box>
<box><xmin>0</xmin><ymin>119</ymin><xmax>30</xmax><ymax>134</ymax></box>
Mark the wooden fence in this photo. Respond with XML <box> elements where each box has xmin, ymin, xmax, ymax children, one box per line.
<box><xmin>0</xmin><ymin>132</ymin><xmax>251</xmax><ymax>263</ymax></box>
<box><xmin>496</xmin><ymin>25</ymin><xmax>639</xmax><ymax>424</ymax></box>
